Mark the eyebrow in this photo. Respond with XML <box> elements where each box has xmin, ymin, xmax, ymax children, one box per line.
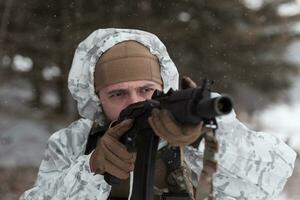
<box><xmin>106</xmin><ymin>89</ymin><xmax>127</xmax><ymax>96</ymax></box>
<box><xmin>138</xmin><ymin>83</ymin><xmax>156</xmax><ymax>89</ymax></box>
<box><xmin>106</xmin><ymin>83</ymin><xmax>156</xmax><ymax>95</ymax></box>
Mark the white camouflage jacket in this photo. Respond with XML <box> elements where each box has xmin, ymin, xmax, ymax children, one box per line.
<box><xmin>20</xmin><ymin>28</ymin><xmax>296</xmax><ymax>200</ymax></box>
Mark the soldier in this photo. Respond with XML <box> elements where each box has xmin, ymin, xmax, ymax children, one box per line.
<box><xmin>20</xmin><ymin>28</ymin><xmax>296</xmax><ymax>200</ymax></box>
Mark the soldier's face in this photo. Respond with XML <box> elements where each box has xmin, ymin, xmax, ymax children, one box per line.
<box><xmin>98</xmin><ymin>80</ymin><xmax>162</xmax><ymax>122</ymax></box>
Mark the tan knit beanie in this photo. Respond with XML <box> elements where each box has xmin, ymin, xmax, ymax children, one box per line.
<box><xmin>94</xmin><ymin>41</ymin><xmax>162</xmax><ymax>92</ymax></box>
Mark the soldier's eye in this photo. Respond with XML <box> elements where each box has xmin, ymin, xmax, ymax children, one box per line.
<box><xmin>109</xmin><ymin>91</ymin><xmax>125</xmax><ymax>98</ymax></box>
<box><xmin>141</xmin><ymin>87</ymin><xmax>154</xmax><ymax>93</ymax></box>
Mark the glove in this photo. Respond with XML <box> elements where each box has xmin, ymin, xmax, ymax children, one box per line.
<box><xmin>90</xmin><ymin>119</ymin><xmax>136</xmax><ymax>180</ymax></box>
<box><xmin>148</xmin><ymin>76</ymin><xmax>205</xmax><ymax>147</ymax></box>
<box><xmin>148</xmin><ymin>108</ymin><xmax>204</xmax><ymax>146</ymax></box>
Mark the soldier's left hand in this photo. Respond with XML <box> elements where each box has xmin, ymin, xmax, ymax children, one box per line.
<box><xmin>148</xmin><ymin>108</ymin><xmax>205</xmax><ymax>146</ymax></box>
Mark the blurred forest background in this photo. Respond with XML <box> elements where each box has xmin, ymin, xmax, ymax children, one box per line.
<box><xmin>0</xmin><ymin>0</ymin><xmax>300</xmax><ymax>199</ymax></box>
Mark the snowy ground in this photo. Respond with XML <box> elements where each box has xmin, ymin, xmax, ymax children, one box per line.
<box><xmin>0</xmin><ymin>112</ymin><xmax>49</xmax><ymax>167</ymax></box>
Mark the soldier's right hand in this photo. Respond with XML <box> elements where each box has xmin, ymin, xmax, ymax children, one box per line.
<box><xmin>90</xmin><ymin>119</ymin><xmax>136</xmax><ymax>180</ymax></box>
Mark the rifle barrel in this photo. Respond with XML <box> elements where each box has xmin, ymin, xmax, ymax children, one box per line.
<box><xmin>196</xmin><ymin>96</ymin><xmax>233</xmax><ymax>118</ymax></box>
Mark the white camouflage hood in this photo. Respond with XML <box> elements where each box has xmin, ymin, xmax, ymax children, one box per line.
<box><xmin>68</xmin><ymin>28</ymin><xmax>179</xmax><ymax>123</ymax></box>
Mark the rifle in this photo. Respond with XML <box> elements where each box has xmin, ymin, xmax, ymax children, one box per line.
<box><xmin>86</xmin><ymin>80</ymin><xmax>233</xmax><ymax>200</ymax></box>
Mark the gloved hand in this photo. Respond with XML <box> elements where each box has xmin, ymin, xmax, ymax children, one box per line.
<box><xmin>148</xmin><ymin>108</ymin><xmax>204</xmax><ymax>146</ymax></box>
<box><xmin>90</xmin><ymin>119</ymin><xmax>136</xmax><ymax>180</ymax></box>
<box><xmin>148</xmin><ymin>76</ymin><xmax>205</xmax><ymax>147</ymax></box>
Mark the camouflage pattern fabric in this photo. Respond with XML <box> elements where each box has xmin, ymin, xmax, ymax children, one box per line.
<box><xmin>195</xmin><ymin>131</ymin><xmax>218</xmax><ymax>200</ymax></box>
